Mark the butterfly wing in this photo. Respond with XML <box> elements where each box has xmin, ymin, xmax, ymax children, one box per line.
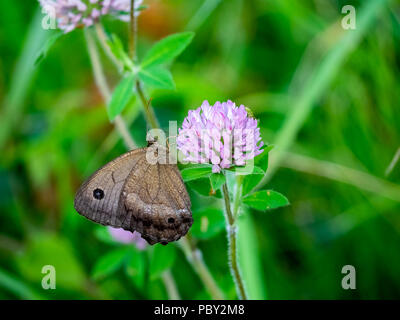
<box><xmin>74</xmin><ymin>148</ymin><xmax>146</xmax><ymax>228</ymax></box>
<box><xmin>122</xmin><ymin>161</ymin><xmax>193</xmax><ymax>245</ymax></box>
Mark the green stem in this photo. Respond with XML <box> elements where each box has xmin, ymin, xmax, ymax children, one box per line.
<box><xmin>84</xmin><ymin>28</ymin><xmax>136</xmax><ymax>150</ymax></box>
<box><xmin>95</xmin><ymin>24</ymin><xmax>121</xmax><ymax>70</ymax></box>
<box><xmin>92</xmin><ymin>15</ymin><xmax>221</xmax><ymax>300</ymax></box>
<box><xmin>222</xmin><ymin>183</ymin><xmax>247</xmax><ymax>300</ymax></box>
<box><xmin>136</xmin><ymin>81</ymin><xmax>160</xmax><ymax>130</ymax></box>
<box><xmin>94</xmin><ymin>24</ymin><xmax>159</xmax><ymax>130</ymax></box>
<box><xmin>180</xmin><ymin>236</ymin><xmax>225</xmax><ymax>300</ymax></box>
<box><xmin>232</xmin><ymin>175</ymin><xmax>244</xmax><ymax>220</ymax></box>
<box><xmin>161</xmin><ymin>270</ymin><xmax>181</xmax><ymax>300</ymax></box>
<box><xmin>129</xmin><ymin>0</ymin><xmax>137</xmax><ymax>60</ymax></box>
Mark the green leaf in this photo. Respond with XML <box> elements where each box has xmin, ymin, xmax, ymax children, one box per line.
<box><xmin>34</xmin><ymin>31</ymin><xmax>63</xmax><ymax>66</ymax></box>
<box><xmin>181</xmin><ymin>165</ymin><xmax>213</xmax><ymax>182</ymax></box>
<box><xmin>125</xmin><ymin>251</ymin><xmax>146</xmax><ymax>289</ymax></box>
<box><xmin>187</xmin><ymin>177</ymin><xmax>222</xmax><ymax>198</ymax></box>
<box><xmin>91</xmin><ymin>248</ymin><xmax>130</xmax><ymax>280</ymax></box>
<box><xmin>149</xmin><ymin>245</ymin><xmax>176</xmax><ymax>280</ymax></box>
<box><xmin>107</xmin><ymin>74</ymin><xmax>135</xmax><ymax>121</ymax></box>
<box><xmin>256</xmin><ymin>145</ymin><xmax>274</xmax><ymax>172</ymax></box>
<box><xmin>191</xmin><ymin>208</ymin><xmax>225</xmax><ymax>239</ymax></box>
<box><xmin>15</xmin><ymin>233</ymin><xmax>86</xmax><ymax>291</ymax></box>
<box><xmin>242</xmin><ymin>190</ymin><xmax>289</xmax><ymax>211</ymax></box>
<box><xmin>210</xmin><ymin>173</ymin><xmax>226</xmax><ymax>191</ymax></box>
<box><xmin>107</xmin><ymin>34</ymin><xmax>135</xmax><ymax>71</ymax></box>
<box><xmin>94</xmin><ymin>226</ymin><xmax>116</xmax><ymax>244</ymax></box>
<box><xmin>141</xmin><ymin>32</ymin><xmax>195</xmax><ymax>68</ymax></box>
<box><xmin>138</xmin><ymin>66</ymin><xmax>175</xmax><ymax>90</ymax></box>
<box><xmin>242</xmin><ymin>146</ymin><xmax>273</xmax><ymax>196</ymax></box>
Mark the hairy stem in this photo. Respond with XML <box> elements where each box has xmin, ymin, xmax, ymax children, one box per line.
<box><xmin>84</xmin><ymin>28</ymin><xmax>136</xmax><ymax>150</ymax></box>
<box><xmin>222</xmin><ymin>183</ymin><xmax>247</xmax><ymax>300</ymax></box>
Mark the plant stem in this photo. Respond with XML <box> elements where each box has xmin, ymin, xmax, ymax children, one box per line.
<box><xmin>95</xmin><ymin>24</ymin><xmax>121</xmax><ymax>70</ymax></box>
<box><xmin>161</xmin><ymin>270</ymin><xmax>181</xmax><ymax>300</ymax></box>
<box><xmin>129</xmin><ymin>0</ymin><xmax>137</xmax><ymax>60</ymax></box>
<box><xmin>95</xmin><ymin>23</ymin><xmax>159</xmax><ymax>130</ymax></box>
<box><xmin>180</xmin><ymin>236</ymin><xmax>225</xmax><ymax>300</ymax></box>
<box><xmin>232</xmin><ymin>175</ymin><xmax>244</xmax><ymax>220</ymax></box>
<box><xmin>92</xmin><ymin>13</ymin><xmax>221</xmax><ymax>300</ymax></box>
<box><xmin>84</xmin><ymin>28</ymin><xmax>136</xmax><ymax>150</ymax></box>
<box><xmin>136</xmin><ymin>81</ymin><xmax>159</xmax><ymax>129</ymax></box>
<box><xmin>222</xmin><ymin>183</ymin><xmax>247</xmax><ymax>300</ymax></box>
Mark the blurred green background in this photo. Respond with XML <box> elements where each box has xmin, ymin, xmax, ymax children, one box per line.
<box><xmin>0</xmin><ymin>0</ymin><xmax>400</xmax><ymax>299</ymax></box>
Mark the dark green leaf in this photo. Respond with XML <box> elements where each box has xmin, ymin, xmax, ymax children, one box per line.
<box><xmin>91</xmin><ymin>248</ymin><xmax>130</xmax><ymax>280</ymax></box>
<box><xmin>15</xmin><ymin>233</ymin><xmax>86</xmax><ymax>291</ymax></box>
<box><xmin>242</xmin><ymin>146</ymin><xmax>273</xmax><ymax>196</ymax></box>
<box><xmin>242</xmin><ymin>190</ymin><xmax>289</xmax><ymax>211</ymax></box>
<box><xmin>107</xmin><ymin>74</ymin><xmax>135</xmax><ymax>121</ymax></box>
<box><xmin>138</xmin><ymin>66</ymin><xmax>175</xmax><ymax>90</ymax></box>
<box><xmin>191</xmin><ymin>208</ymin><xmax>225</xmax><ymax>239</ymax></box>
<box><xmin>107</xmin><ymin>34</ymin><xmax>135</xmax><ymax>71</ymax></box>
<box><xmin>125</xmin><ymin>251</ymin><xmax>146</xmax><ymax>289</ymax></box>
<box><xmin>34</xmin><ymin>31</ymin><xmax>62</xmax><ymax>66</ymax></box>
<box><xmin>181</xmin><ymin>165</ymin><xmax>213</xmax><ymax>182</ymax></box>
<box><xmin>141</xmin><ymin>32</ymin><xmax>195</xmax><ymax>68</ymax></box>
<box><xmin>94</xmin><ymin>226</ymin><xmax>116</xmax><ymax>245</ymax></box>
<box><xmin>210</xmin><ymin>173</ymin><xmax>226</xmax><ymax>191</ymax></box>
<box><xmin>187</xmin><ymin>177</ymin><xmax>222</xmax><ymax>198</ymax></box>
<box><xmin>149</xmin><ymin>245</ymin><xmax>176</xmax><ymax>280</ymax></box>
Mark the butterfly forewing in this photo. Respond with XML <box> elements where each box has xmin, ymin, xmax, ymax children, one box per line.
<box><xmin>74</xmin><ymin>146</ymin><xmax>193</xmax><ymax>245</ymax></box>
<box><xmin>74</xmin><ymin>148</ymin><xmax>146</xmax><ymax>228</ymax></box>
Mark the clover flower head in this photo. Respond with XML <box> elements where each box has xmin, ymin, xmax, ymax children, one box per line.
<box><xmin>108</xmin><ymin>227</ymin><xmax>147</xmax><ymax>250</ymax></box>
<box><xmin>177</xmin><ymin>100</ymin><xmax>264</xmax><ymax>173</ymax></box>
<box><xmin>39</xmin><ymin>0</ymin><xmax>143</xmax><ymax>33</ymax></box>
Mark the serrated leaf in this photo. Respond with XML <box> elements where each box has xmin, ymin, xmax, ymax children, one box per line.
<box><xmin>242</xmin><ymin>190</ymin><xmax>289</xmax><ymax>211</ymax></box>
<box><xmin>138</xmin><ymin>66</ymin><xmax>175</xmax><ymax>90</ymax></box>
<box><xmin>191</xmin><ymin>208</ymin><xmax>225</xmax><ymax>239</ymax></box>
<box><xmin>210</xmin><ymin>173</ymin><xmax>226</xmax><ymax>191</ymax></box>
<box><xmin>125</xmin><ymin>251</ymin><xmax>146</xmax><ymax>289</ymax></box>
<box><xmin>181</xmin><ymin>165</ymin><xmax>213</xmax><ymax>182</ymax></box>
<box><xmin>91</xmin><ymin>248</ymin><xmax>130</xmax><ymax>280</ymax></box>
<box><xmin>149</xmin><ymin>245</ymin><xmax>176</xmax><ymax>280</ymax></box>
<box><xmin>107</xmin><ymin>74</ymin><xmax>135</xmax><ymax>121</ymax></box>
<box><xmin>141</xmin><ymin>32</ymin><xmax>195</xmax><ymax>68</ymax></box>
<box><xmin>34</xmin><ymin>31</ymin><xmax>63</xmax><ymax>66</ymax></box>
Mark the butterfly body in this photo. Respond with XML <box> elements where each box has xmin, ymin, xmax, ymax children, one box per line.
<box><xmin>74</xmin><ymin>145</ymin><xmax>193</xmax><ymax>245</ymax></box>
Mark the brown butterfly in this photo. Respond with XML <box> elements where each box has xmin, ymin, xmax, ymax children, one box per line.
<box><xmin>74</xmin><ymin>141</ymin><xmax>193</xmax><ymax>245</ymax></box>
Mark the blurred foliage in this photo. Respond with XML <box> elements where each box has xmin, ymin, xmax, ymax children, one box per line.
<box><xmin>0</xmin><ymin>0</ymin><xmax>400</xmax><ymax>299</ymax></box>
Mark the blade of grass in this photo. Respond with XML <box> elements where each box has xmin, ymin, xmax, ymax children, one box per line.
<box><xmin>0</xmin><ymin>9</ymin><xmax>48</xmax><ymax>149</ymax></box>
<box><xmin>281</xmin><ymin>152</ymin><xmax>400</xmax><ymax>203</ymax></box>
<box><xmin>238</xmin><ymin>211</ymin><xmax>268</xmax><ymax>299</ymax></box>
<box><xmin>256</xmin><ymin>0</ymin><xmax>391</xmax><ymax>190</ymax></box>
<box><xmin>0</xmin><ymin>268</ymin><xmax>44</xmax><ymax>300</ymax></box>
